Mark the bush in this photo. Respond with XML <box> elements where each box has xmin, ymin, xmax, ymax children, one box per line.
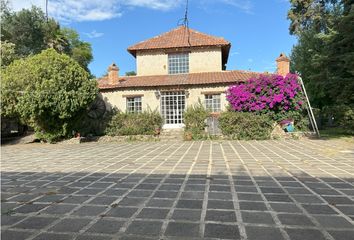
<box><xmin>183</xmin><ymin>102</ymin><xmax>210</xmax><ymax>140</ymax></box>
<box><xmin>267</xmin><ymin>110</ymin><xmax>309</xmax><ymax>131</ymax></box>
<box><xmin>227</xmin><ymin>73</ymin><xmax>304</xmax><ymax>113</ymax></box>
<box><xmin>1</xmin><ymin>49</ymin><xmax>98</xmax><ymax>142</ymax></box>
<box><xmin>105</xmin><ymin>109</ymin><xmax>163</xmax><ymax>136</ymax></box>
<box><xmin>219</xmin><ymin>112</ymin><xmax>274</xmax><ymax>140</ymax></box>
<box><xmin>321</xmin><ymin>105</ymin><xmax>354</xmax><ymax>134</ymax></box>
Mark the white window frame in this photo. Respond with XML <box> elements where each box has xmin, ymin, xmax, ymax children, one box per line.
<box><xmin>205</xmin><ymin>94</ymin><xmax>221</xmax><ymax>113</ymax></box>
<box><xmin>126</xmin><ymin>96</ymin><xmax>142</xmax><ymax>113</ymax></box>
<box><xmin>168</xmin><ymin>53</ymin><xmax>189</xmax><ymax>74</ymax></box>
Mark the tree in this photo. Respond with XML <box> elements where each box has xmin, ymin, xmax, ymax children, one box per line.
<box><xmin>1</xmin><ymin>5</ymin><xmax>92</xmax><ymax>70</ymax></box>
<box><xmin>0</xmin><ymin>41</ymin><xmax>18</xmax><ymax>67</ymax></box>
<box><xmin>125</xmin><ymin>71</ymin><xmax>137</xmax><ymax>76</ymax></box>
<box><xmin>1</xmin><ymin>49</ymin><xmax>98</xmax><ymax>141</ymax></box>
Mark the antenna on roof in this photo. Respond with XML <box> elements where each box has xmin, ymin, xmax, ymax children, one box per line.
<box><xmin>45</xmin><ymin>0</ymin><xmax>48</xmax><ymax>22</ymax></box>
<box><xmin>177</xmin><ymin>0</ymin><xmax>191</xmax><ymax>46</ymax></box>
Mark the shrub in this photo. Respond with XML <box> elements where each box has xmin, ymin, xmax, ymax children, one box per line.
<box><xmin>219</xmin><ymin>112</ymin><xmax>273</xmax><ymax>140</ymax></box>
<box><xmin>227</xmin><ymin>73</ymin><xmax>304</xmax><ymax>113</ymax></box>
<box><xmin>183</xmin><ymin>102</ymin><xmax>210</xmax><ymax>140</ymax></box>
<box><xmin>267</xmin><ymin>110</ymin><xmax>309</xmax><ymax>131</ymax></box>
<box><xmin>1</xmin><ymin>49</ymin><xmax>98</xmax><ymax>142</ymax></box>
<box><xmin>321</xmin><ymin>105</ymin><xmax>354</xmax><ymax>134</ymax></box>
<box><xmin>105</xmin><ymin>109</ymin><xmax>163</xmax><ymax>136</ymax></box>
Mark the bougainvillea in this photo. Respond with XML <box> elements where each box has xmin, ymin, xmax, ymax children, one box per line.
<box><xmin>226</xmin><ymin>73</ymin><xmax>304</xmax><ymax>113</ymax></box>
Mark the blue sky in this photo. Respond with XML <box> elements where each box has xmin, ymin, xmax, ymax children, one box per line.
<box><xmin>12</xmin><ymin>0</ymin><xmax>297</xmax><ymax>77</ymax></box>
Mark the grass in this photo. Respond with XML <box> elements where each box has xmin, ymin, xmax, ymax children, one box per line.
<box><xmin>319</xmin><ymin>127</ymin><xmax>354</xmax><ymax>141</ymax></box>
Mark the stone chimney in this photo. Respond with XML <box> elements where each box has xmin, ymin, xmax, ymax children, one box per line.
<box><xmin>107</xmin><ymin>63</ymin><xmax>119</xmax><ymax>84</ymax></box>
<box><xmin>276</xmin><ymin>53</ymin><xmax>290</xmax><ymax>76</ymax></box>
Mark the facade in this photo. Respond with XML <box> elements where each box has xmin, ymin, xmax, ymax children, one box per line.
<box><xmin>98</xmin><ymin>26</ymin><xmax>290</xmax><ymax>129</ymax></box>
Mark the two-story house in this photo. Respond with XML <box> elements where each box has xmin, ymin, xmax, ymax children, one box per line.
<box><xmin>98</xmin><ymin>26</ymin><xmax>290</xmax><ymax>129</ymax></box>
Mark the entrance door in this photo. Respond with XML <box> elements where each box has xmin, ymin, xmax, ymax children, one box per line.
<box><xmin>160</xmin><ymin>91</ymin><xmax>185</xmax><ymax>128</ymax></box>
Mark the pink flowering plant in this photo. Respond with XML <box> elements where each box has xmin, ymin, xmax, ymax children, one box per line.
<box><xmin>227</xmin><ymin>73</ymin><xmax>304</xmax><ymax>114</ymax></box>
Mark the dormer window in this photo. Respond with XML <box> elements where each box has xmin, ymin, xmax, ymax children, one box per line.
<box><xmin>168</xmin><ymin>53</ymin><xmax>189</xmax><ymax>74</ymax></box>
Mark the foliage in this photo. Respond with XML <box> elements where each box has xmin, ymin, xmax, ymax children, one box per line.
<box><xmin>219</xmin><ymin>112</ymin><xmax>273</xmax><ymax>140</ymax></box>
<box><xmin>0</xmin><ymin>4</ymin><xmax>92</xmax><ymax>70</ymax></box>
<box><xmin>289</xmin><ymin>0</ymin><xmax>354</xmax><ymax>109</ymax></box>
<box><xmin>1</xmin><ymin>49</ymin><xmax>98</xmax><ymax>142</ymax></box>
<box><xmin>0</xmin><ymin>41</ymin><xmax>18</xmax><ymax>67</ymax></box>
<box><xmin>267</xmin><ymin>110</ymin><xmax>309</xmax><ymax>131</ymax></box>
<box><xmin>183</xmin><ymin>102</ymin><xmax>210</xmax><ymax>140</ymax></box>
<box><xmin>125</xmin><ymin>71</ymin><xmax>137</xmax><ymax>76</ymax></box>
<box><xmin>227</xmin><ymin>73</ymin><xmax>304</xmax><ymax>113</ymax></box>
<box><xmin>105</xmin><ymin>109</ymin><xmax>163</xmax><ymax>136</ymax></box>
<box><xmin>321</xmin><ymin>104</ymin><xmax>354</xmax><ymax>134</ymax></box>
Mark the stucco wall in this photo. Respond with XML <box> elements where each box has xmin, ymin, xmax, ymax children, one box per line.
<box><xmin>136</xmin><ymin>51</ymin><xmax>167</xmax><ymax>76</ymax></box>
<box><xmin>189</xmin><ymin>48</ymin><xmax>222</xmax><ymax>73</ymax></box>
<box><xmin>100</xmin><ymin>85</ymin><xmax>229</xmax><ymax>113</ymax></box>
<box><xmin>136</xmin><ymin>47</ymin><xmax>222</xmax><ymax>76</ymax></box>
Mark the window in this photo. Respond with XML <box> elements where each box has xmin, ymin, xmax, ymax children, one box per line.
<box><xmin>205</xmin><ymin>94</ymin><xmax>221</xmax><ymax>112</ymax></box>
<box><xmin>168</xmin><ymin>53</ymin><xmax>189</xmax><ymax>74</ymax></box>
<box><xmin>126</xmin><ymin>97</ymin><xmax>142</xmax><ymax>113</ymax></box>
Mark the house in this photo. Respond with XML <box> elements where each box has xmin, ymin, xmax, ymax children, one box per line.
<box><xmin>98</xmin><ymin>26</ymin><xmax>290</xmax><ymax>129</ymax></box>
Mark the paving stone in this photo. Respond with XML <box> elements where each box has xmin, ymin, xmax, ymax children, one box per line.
<box><xmin>16</xmin><ymin>203</ymin><xmax>48</xmax><ymax>213</ymax></box>
<box><xmin>146</xmin><ymin>198</ymin><xmax>174</xmax><ymax>208</ymax></box>
<box><xmin>127</xmin><ymin>190</ymin><xmax>153</xmax><ymax>198</ymax></box>
<box><xmin>286</xmin><ymin>228</ymin><xmax>327</xmax><ymax>240</ymax></box>
<box><xmin>107</xmin><ymin>207</ymin><xmax>138</xmax><ymax>218</ymax></box>
<box><xmin>277</xmin><ymin>213</ymin><xmax>314</xmax><ymax>226</ymax></box>
<box><xmin>176</xmin><ymin>200</ymin><xmax>203</xmax><ymax>209</ymax></box>
<box><xmin>314</xmin><ymin>215</ymin><xmax>354</xmax><ymax>228</ymax></box>
<box><xmin>88</xmin><ymin>196</ymin><xmax>117</xmax><ymax>205</ymax></box>
<box><xmin>264</xmin><ymin>194</ymin><xmax>293</xmax><ymax>203</ymax></box>
<box><xmin>205</xmin><ymin>210</ymin><xmax>237</xmax><ymax>222</ymax></box>
<box><xmin>13</xmin><ymin>216</ymin><xmax>57</xmax><ymax>229</ymax></box>
<box><xmin>171</xmin><ymin>209</ymin><xmax>202</xmax><ymax>221</ymax></box>
<box><xmin>328</xmin><ymin>230</ymin><xmax>354</xmax><ymax>240</ymax></box>
<box><xmin>239</xmin><ymin>201</ymin><xmax>267</xmax><ymax>211</ymax></box>
<box><xmin>152</xmin><ymin>191</ymin><xmax>178</xmax><ymax>199</ymax></box>
<box><xmin>237</xmin><ymin>193</ymin><xmax>263</xmax><ymax>201</ymax></box>
<box><xmin>71</xmin><ymin>206</ymin><xmax>106</xmax><ymax>216</ymax></box>
<box><xmin>75</xmin><ymin>188</ymin><xmax>103</xmax><ymax>195</ymax></box>
<box><xmin>336</xmin><ymin>205</ymin><xmax>354</xmax><ymax>216</ymax></box>
<box><xmin>181</xmin><ymin>191</ymin><xmax>205</xmax><ymax>199</ymax></box>
<box><xmin>184</xmin><ymin>184</ymin><xmax>206</xmax><ymax>191</ymax></box>
<box><xmin>204</xmin><ymin>223</ymin><xmax>240</xmax><ymax>239</ymax></box>
<box><xmin>234</xmin><ymin>186</ymin><xmax>258</xmax><ymax>193</ymax></box>
<box><xmin>245</xmin><ymin>226</ymin><xmax>284</xmax><ymax>240</ymax></box>
<box><xmin>1</xmin><ymin>215</ymin><xmax>26</xmax><ymax>226</ymax></box>
<box><xmin>208</xmin><ymin>192</ymin><xmax>233</xmax><ymax>200</ymax></box>
<box><xmin>302</xmin><ymin>204</ymin><xmax>338</xmax><ymax>215</ymax></box>
<box><xmin>292</xmin><ymin>195</ymin><xmax>324</xmax><ymax>204</ymax></box>
<box><xmin>323</xmin><ymin>196</ymin><xmax>354</xmax><ymax>205</ymax></box>
<box><xmin>118</xmin><ymin>197</ymin><xmax>146</xmax><ymax>206</ymax></box>
<box><xmin>137</xmin><ymin>208</ymin><xmax>169</xmax><ymax>219</ymax></box>
<box><xmin>210</xmin><ymin>185</ymin><xmax>231</xmax><ymax>192</ymax></box>
<box><xmin>102</xmin><ymin>189</ymin><xmax>127</xmax><ymax>196</ymax></box>
<box><xmin>49</xmin><ymin>218</ymin><xmax>91</xmax><ymax>232</ymax></box>
<box><xmin>269</xmin><ymin>203</ymin><xmax>302</xmax><ymax>213</ymax></box>
<box><xmin>126</xmin><ymin>220</ymin><xmax>162</xmax><ymax>236</ymax></box>
<box><xmin>86</xmin><ymin>219</ymin><xmax>124</xmax><ymax>234</ymax></box>
<box><xmin>41</xmin><ymin>204</ymin><xmax>76</xmax><ymax>214</ymax></box>
<box><xmin>1</xmin><ymin>230</ymin><xmax>33</xmax><ymax>240</ymax></box>
<box><xmin>32</xmin><ymin>232</ymin><xmax>73</xmax><ymax>240</ymax></box>
<box><xmin>241</xmin><ymin>211</ymin><xmax>275</xmax><ymax>224</ymax></box>
<box><xmin>62</xmin><ymin>196</ymin><xmax>90</xmax><ymax>204</ymax></box>
<box><xmin>207</xmin><ymin>200</ymin><xmax>234</xmax><ymax>209</ymax></box>
<box><xmin>165</xmin><ymin>222</ymin><xmax>199</xmax><ymax>237</ymax></box>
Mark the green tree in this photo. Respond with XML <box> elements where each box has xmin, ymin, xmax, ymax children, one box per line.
<box><xmin>1</xmin><ymin>49</ymin><xmax>98</xmax><ymax>141</ymax></box>
<box><xmin>0</xmin><ymin>40</ymin><xmax>18</xmax><ymax>67</ymax></box>
<box><xmin>125</xmin><ymin>71</ymin><xmax>137</xmax><ymax>76</ymax></box>
<box><xmin>1</xmin><ymin>5</ymin><xmax>92</xmax><ymax>70</ymax></box>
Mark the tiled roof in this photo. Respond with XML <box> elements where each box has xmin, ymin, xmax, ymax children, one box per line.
<box><xmin>127</xmin><ymin>26</ymin><xmax>231</xmax><ymax>56</ymax></box>
<box><xmin>98</xmin><ymin>70</ymin><xmax>260</xmax><ymax>90</ymax></box>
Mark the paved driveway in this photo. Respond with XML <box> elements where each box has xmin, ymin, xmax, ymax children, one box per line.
<box><xmin>1</xmin><ymin>140</ymin><xmax>354</xmax><ymax>240</ymax></box>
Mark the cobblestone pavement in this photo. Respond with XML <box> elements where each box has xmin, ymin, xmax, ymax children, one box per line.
<box><xmin>1</xmin><ymin>140</ymin><xmax>354</xmax><ymax>240</ymax></box>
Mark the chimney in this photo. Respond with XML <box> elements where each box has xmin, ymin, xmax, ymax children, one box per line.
<box><xmin>276</xmin><ymin>53</ymin><xmax>290</xmax><ymax>76</ymax></box>
<box><xmin>107</xmin><ymin>63</ymin><xmax>119</xmax><ymax>84</ymax></box>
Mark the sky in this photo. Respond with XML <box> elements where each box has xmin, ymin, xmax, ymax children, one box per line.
<box><xmin>11</xmin><ymin>0</ymin><xmax>297</xmax><ymax>77</ymax></box>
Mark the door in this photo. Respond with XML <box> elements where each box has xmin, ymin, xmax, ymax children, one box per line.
<box><xmin>160</xmin><ymin>91</ymin><xmax>185</xmax><ymax>128</ymax></box>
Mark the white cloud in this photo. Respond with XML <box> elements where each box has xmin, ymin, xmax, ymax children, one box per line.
<box><xmin>9</xmin><ymin>0</ymin><xmax>183</xmax><ymax>22</ymax></box>
<box><xmin>230</xmin><ymin>51</ymin><xmax>240</xmax><ymax>56</ymax></box>
<box><xmin>84</xmin><ymin>30</ymin><xmax>104</xmax><ymax>38</ymax></box>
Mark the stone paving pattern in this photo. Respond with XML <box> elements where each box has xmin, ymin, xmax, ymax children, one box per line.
<box><xmin>1</xmin><ymin>140</ymin><xmax>354</xmax><ymax>240</ymax></box>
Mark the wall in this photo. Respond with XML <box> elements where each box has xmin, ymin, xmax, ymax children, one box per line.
<box><xmin>135</xmin><ymin>47</ymin><xmax>223</xmax><ymax>76</ymax></box>
<box><xmin>99</xmin><ymin>85</ymin><xmax>229</xmax><ymax>113</ymax></box>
